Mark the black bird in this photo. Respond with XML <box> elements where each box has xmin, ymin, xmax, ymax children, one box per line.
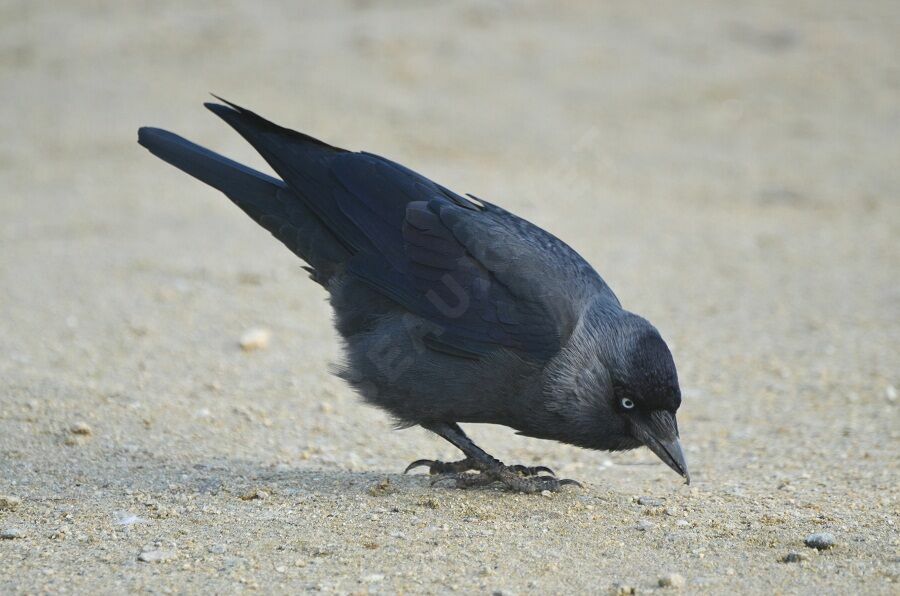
<box><xmin>138</xmin><ymin>99</ymin><xmax>689</xmax><ymax>492</ymax></box>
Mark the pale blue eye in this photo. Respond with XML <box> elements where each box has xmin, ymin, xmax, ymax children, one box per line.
<box><xmin>621</xmin><ymin>398</ymin><xmax>635</xmax><ymax>409</ymax></box>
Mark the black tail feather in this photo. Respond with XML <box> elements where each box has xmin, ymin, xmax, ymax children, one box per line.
<box><xmin>137</xmin><ymin>127</ymin><xmax>285</xmax><ymax>202</ymax></box>
<box><xmin>137</xmin><ymin>126</ymin><xmax>349</xmax><ymax>281</ymax></box>
<box><xmin>205</xmin><ymin>97</ymin><xmax>342</xmax><ymax>153</ymax></box>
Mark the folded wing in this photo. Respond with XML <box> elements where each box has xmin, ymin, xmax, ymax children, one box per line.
<box><xmin>203</xmin><ymin>99</ymin><xmax>618</xmax><ymax>361</ymax></box>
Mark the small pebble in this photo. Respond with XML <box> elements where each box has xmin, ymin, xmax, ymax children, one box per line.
<box><xmin>417</xmin><ymin>498</ymin><xmax>440</xmax><ymax>510</ymax></box>
<box><xmin>636</xmin><ymin>520</ymin><xmax>655</xmax><ymax>532</ymax></box>
<box><xmin>240</xmin><ymin>488</ymin><xmax>269</xmax><ymax>501</ymax></box>
<box><xmin>612</xmin><ymin>584</ymin><xmax>635</xmax><ymax>595</ymax></box>
<box><xmin>0</xmin><ymin>495</ymin><xmax>21</xmax><ymax>511</ymax></box>
<box><xmin>368</xmin><ymin>479</ymin><xmax>395</xmax><ymax>496</ymax></box>
<box><xmin>541</xmin><ymin>490</ymin><xmax>553</xmax><ymax>498</ymax></box>
<box><xmin>138</xmin><ymin>548</ymin><xmax>176</xmax><ymax>563</ymax></box>
<box><xmin>781</xmin><ymin>552</ymin><xmax>809</xmax><ymax>563</ymax></box>
<box><xmin>637</xmin><ymin>496</ymin><xmax>663</xmax><ymax>506</ymax></box>
<box><xmin>208</xmin><ymin>544</ymin><xmax>227</xmax><ymax>554</ymax></box>
<box><xmin>886</xmin><ymin>385</ymin><xmax>897</xmax><ymax>402</ymax></box>
<box><xmin>658</xmin><ymin>573</ymin><xmax>686</xmax><ymax>588</ymax></box>
<box><xmin>113</xmin><ymin>511</ymin><xmax>148</xmax><ymax>526</ymax></box>
<box><xmin>1</xmin><ymin>528</ymin><xmax>23</xmax><ymax>539</ymax></box>
<box><xmin>804</xmin><ymin>532</ymin><xmax>835</xmax><ymax>550</ymax></box>
<box><xmin>362</xmin><ymin>573</ymin><xmax>385</xmax><ymax>583</ymax></box>
<box><xmin>70</xmin><ymin>422</ymin><xmax>92</xmax><ymax>435</ymax></box>
<box><xmin>239</xmin><ymin>327</ymin><xmax>271</xmax><ymax>351</ymax></box>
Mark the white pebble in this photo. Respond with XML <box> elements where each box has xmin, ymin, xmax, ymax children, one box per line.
<box><xmin>70</xmin><ymin>421</ymin><xmax>92</xmax><ymax>435</ymax></box>
<box><xmin>138</xmin><ymin>548</ymin><xmax>177</xmax><ymax>563</ymax></box>
<box><xmin>239</xmin><ymin>327</ymin><xmax>271</xmax><ymax>351</ymax></box>
<box><xmin>114</xmin><ymin>511</ymin><xmax>149</xmax><ymax>526</ymax></box>
<box><xmin>637</xmin><ymin>496</ymin><xmax>663</xmax><ymax>506</ymax></box>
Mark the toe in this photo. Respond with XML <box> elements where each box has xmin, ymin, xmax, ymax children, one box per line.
<box><xmin>430</xmin><ymin>474</ymin><xmax>458</xmax><ymax>486</ymax></box>
<box><xmin>507</xmin><ymin>464</ymin><xmax>556</xmax><ymax>477</ymax></box>
<box><xmin>404</xmin><ymin>459</ymin><xmax>435</xmax><ymax>474</ymax></box>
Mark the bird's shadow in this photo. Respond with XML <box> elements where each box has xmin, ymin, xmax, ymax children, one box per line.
<box><xmin>49</xmin><ymin>448</ymin><xmax>602</xmax><ymax>504</ymax></box>
<box><xmin>68</xmin><ymin>452</ymin><xmax>440</xmax><ymax>501</ymax></box>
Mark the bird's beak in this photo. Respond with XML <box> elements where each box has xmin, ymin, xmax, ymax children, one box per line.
<box><xmin>645</xmin><ymin>434</ymin><xmax>690</xmax><ymax>485</ymax></box>
<box><xmin>633</xmin><ymin>411</ymin><xmax>690</xmax><ymax>485</ymax></box>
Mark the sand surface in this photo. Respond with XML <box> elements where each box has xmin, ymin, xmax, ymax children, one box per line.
<box><xmin>1</xmin><ymin>1</ymin><xmax>898</xmax><ymax>593</ymax></box>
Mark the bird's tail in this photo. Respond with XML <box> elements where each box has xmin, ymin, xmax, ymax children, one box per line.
<box><xmin>137</xmin><ymin>127</ymin><xmax>349</xmax><ymax>282</ymax></box>
<box><xmin>138</xmin><ymin>127</ymin><xmax>285</xmax><ymax>204</ymax></box>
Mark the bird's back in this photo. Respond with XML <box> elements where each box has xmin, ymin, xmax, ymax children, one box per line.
<box><xmin>140</xmin><ymin>100</ymin><xmax>620</xmax><ymax>366</ymax></box>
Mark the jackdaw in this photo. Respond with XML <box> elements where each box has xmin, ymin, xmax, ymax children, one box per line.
<box><xmin>137</xmin><ymin>99</ymin><xmax>689</xmax><ymax>492</ymax></box>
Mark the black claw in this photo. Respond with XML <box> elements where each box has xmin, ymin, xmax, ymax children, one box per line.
<box><xmin>558</xmin><ymin>478</ymin><xmax>583</xmax><ymax>488</ymax></box>
<box><xmin>507</xmin><ymin>464</ymin><xmax>556</xmax><ymax>477</ymax></box>
<box><xmin>404</xmin><ymin>459</ymin><xmax>434</xmax><ymax>474</ymax></box>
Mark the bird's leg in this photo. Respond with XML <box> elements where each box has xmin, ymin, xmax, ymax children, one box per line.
<box><xmin>404</xmin><ymin>423</ymin><xmax>553</xmax><ymax>477</ymax></box>
<box><xmin>406</xmin><ymin>422</ymin><xmax>581</xmax><ymax>493</ymax></box>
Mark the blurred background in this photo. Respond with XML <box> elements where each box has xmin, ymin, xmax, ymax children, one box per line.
<box><xmin>0</xmin><ymin>1</ymin><xmax>897</xmax><ymax>593</ymax></box>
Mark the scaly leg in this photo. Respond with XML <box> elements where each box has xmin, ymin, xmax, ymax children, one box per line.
<box><xmin>404</xmin><ymin>422</ymin><xmax>581</xmax><ymax>493</ymax></box>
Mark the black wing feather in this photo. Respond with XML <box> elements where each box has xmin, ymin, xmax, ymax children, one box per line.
<box><xmin>204</xmin><ymin>99</ymin><xmax>610</xmax><ymax>361</ymax></box>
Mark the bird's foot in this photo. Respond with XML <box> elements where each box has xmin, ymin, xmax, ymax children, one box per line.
<box><xmin>428</xmin><ymin>465</ymin><xmax>581</xmax><ymax>494</ymax></box>
<box><xmin>405</xmin><ymin>458</ymin><xmax>554</xmax><ymax>477</ymax></box>
<box><xmin>404</xmin><ymin>457</ymin><xmax>478</xmax><ymax>475</ymax></box>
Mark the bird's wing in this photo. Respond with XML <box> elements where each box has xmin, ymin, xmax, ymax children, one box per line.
<box><xmin>334</xmin><ymin>153</ymin><xmax>617</xmax><ymax>361</ymax></box>
<box><xmin>201</xmin><ymin>100</ymin><xmax>617</xmax><ymax>360</ymax></box>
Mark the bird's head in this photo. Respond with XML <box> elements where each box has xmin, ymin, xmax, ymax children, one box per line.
<box><xmin>541</xmin><ymin>307</ymin><xmax>689</xmax><ymax>484</ymax></box>
<box><xmin>607</xmin><ymin>325</ymin><xmax>689</xmax><ymax>484</ymax></box>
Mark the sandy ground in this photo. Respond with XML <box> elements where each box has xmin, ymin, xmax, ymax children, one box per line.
<box><xmin>1</xmin><ymin>1</ymin><xmax>898</xmax><ymax>593</ymax></box>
